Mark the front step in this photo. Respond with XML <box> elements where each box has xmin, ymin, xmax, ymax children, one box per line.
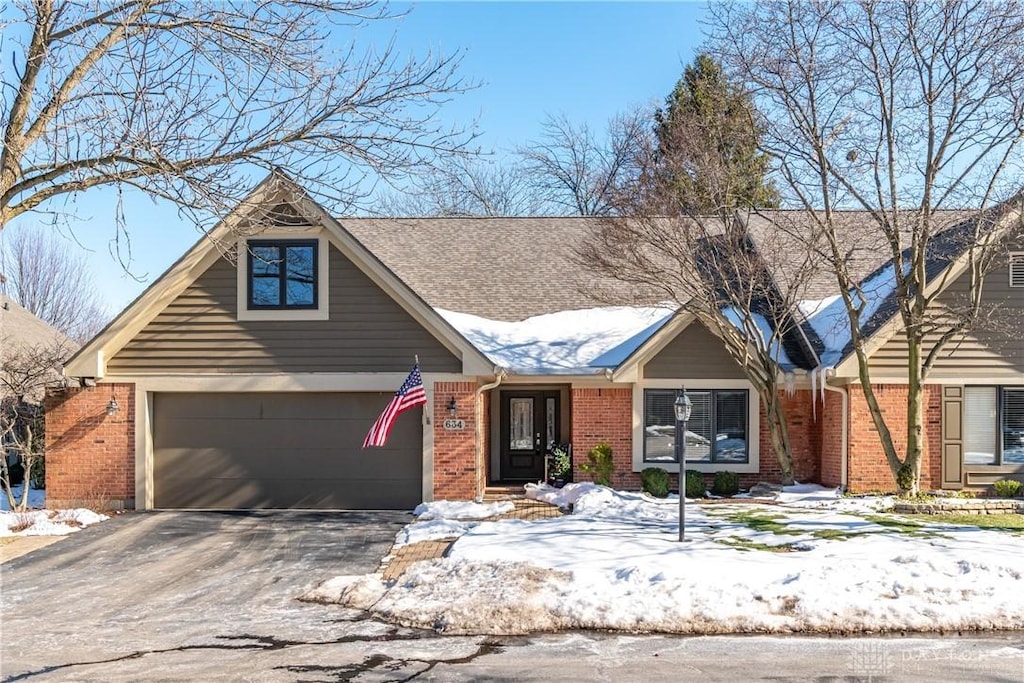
<box><xmin>482</xmin><ymin>484</ymin><xmax>529</xmax><ymax>501</ymax></box>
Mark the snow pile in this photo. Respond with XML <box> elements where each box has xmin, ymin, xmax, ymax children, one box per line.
<box><xmin>310</xmin><ymin>484</ymin><xmax>1024</xmax><ymax>635</ymax></box>
<box><xmin>437</xmin><ymin>306</ymin><xmax>672</xmax><ymax>373</ymax></box>
<box><xmin>0</xmin><ymin>508</ymin><xmax>108</xmax><ymax>536</ymax></box>
<box><xmin>414</xmin><ymin>500</ymin><xmax>514</xmax><ymax>521</ymax></box>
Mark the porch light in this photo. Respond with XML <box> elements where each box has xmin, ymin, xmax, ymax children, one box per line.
<box><xmin>674</xmin><ymin>388</ymin><xmax>692</xmax><ymax>542</ymax></box>
<box><xmin>447</xmin><ymin>396</ymin><xmax>458</xmax><ymax>416</ymax></box>
<box><xmin>107</xmin><ymin>397</ymin><xmax>119</xmax><ymax>416</ymax></box>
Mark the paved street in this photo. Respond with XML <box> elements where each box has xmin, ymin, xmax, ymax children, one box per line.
<box><xmin>1</xmin><ymin>511</ymin><xmax>1021</xmax><ymax>682</ymax></box>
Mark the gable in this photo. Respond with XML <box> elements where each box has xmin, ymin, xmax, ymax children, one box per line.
<box><xmin>867</xmin><ymin>248</ymin><xmax>1024</xmax><ymax>381</ymax></box>
<box><xmin>643</xmin><ymin>322</ymin><xmax>747</xmax><ymax>380</ymax></box>
<box><xmin>106</xmin><ymin>242</ymin><xmax>461</xmax><ymax>374</ymax></box>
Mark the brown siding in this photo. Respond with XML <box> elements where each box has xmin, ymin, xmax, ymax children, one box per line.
<box><xmin>108</xmin><ymin>243</ymin><xmax>461</xmax><ymax>373</ymax></box>
<box><xmin>643</xmin><ymin>323</ymin><xmax>747</xmax><ymax>379</ymax></box>
<box><xmin>868</xmin><ymin>251</ymin><xmax>1024</xmax><ymax>380</ymax></box>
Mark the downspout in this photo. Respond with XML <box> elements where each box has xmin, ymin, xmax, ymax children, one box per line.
<box><xmin>475</xmin><ymin>367</ymin><xmax>506</xmax><ymax>502</ymax></box>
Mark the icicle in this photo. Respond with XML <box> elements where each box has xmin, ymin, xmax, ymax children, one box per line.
<box><xmin>809</xmin><ymin>367</ymin><xmax>818</xmax><ymax>420</ymax></box>
<box><xmin>784</xmin><ymin>372</ymin><xmax>796</xmax><ymax>397</ymax></box>
<box><xmin>820</xmin><ymin>365</ymin><xmax>828</xmax><ymax>409</ymax></box>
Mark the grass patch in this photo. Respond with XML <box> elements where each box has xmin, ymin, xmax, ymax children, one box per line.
<box><xmin>809</xmin><ymin>528</ymin><xmax>858</xmax><ymax>541</ymax></box>
<box><xmin>721</xmin><ymin>510</ymin><xmax>790</xmax><ymax>535</ymax></box>
<box><xmin>862</xmin><ymin>514</ymin><xmax>947</xmax><ymax>538</ymax></box>
<box><xmin>927</xmin><ymin>513</ymin><xmax>1024</xmax><ymax>532</ymax></box>
<box><xmin>716</xmin><ymin>538</ymin><xmax>797</xmax><ymax>553</ymax></box>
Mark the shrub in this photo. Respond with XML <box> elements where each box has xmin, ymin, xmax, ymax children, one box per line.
<box><xmin>711</xmin><ymin>471</ymin><xmax>740</xmax><ymax>496</ymax></box>
<box><xmin>580</xmin><ymin>442</ymin><xmax>615</xmax><ymax>486</ymax></box>
<box><xmin>684</xmin><ymin>469</ymin><xmax>706</xmax><ymax>498</ymax></box>
<box><xmin>641</xmin><ymin>467</ymin><xmax>670</xmax><ymax>498</ymax></box>
<box><xmin>548</xmin><ymin>444</ymin><xmax>571</xmax><ymax>480</ymax></box>
<box><xmin>992</xmin><ymin>479</ymin><xmax>1023</xmax><ymax>498</ymax></box>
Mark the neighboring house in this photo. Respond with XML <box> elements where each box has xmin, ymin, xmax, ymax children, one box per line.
<box><xmin>45</xmin><ymin>175</ymin><xmax>1024</xmax><ymax>510</ymax></box>
<box><xmin>1</xmin><ymin>293</ymin><xmax>76</xmax><ymax>481</ymax></box>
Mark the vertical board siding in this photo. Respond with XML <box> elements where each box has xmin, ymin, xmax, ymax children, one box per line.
<box><xmin>107</xmin><ymin>244</ymin><xmax>461</xmax><ymax>373</ymax></box>
<box><xmin>643</xmin><ymin>323</ymin><xmax>747</xmax><ymax>379</ymax></box>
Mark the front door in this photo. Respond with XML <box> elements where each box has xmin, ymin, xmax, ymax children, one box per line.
<box><xmin>499</xmin><ymin>391</ymin><xmax>560</xmax><ymax>481</ymax></box>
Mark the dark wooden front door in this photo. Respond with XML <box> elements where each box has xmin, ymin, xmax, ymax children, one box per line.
<box><xmin>499</xmin><ymin>391</ymin><xmax>560</xmax><ymax>481</ymax></box>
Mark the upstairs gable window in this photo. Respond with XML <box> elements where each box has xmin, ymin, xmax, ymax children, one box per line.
<box><xmin>247</xmin><ymin>240</ymin><xmax>318</xmax><ymax>310</ymax></box>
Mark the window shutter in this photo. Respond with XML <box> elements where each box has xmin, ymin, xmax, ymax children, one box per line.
<box><xmin>1010</xmin><ymin>253</ymin><xmax>1024</xmax><ymax>288</ymax></box>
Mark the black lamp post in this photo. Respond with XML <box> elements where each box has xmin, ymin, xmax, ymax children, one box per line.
<box><xmin>674</xmin><ymin>388</ymin><xmax>692</xmax><ymax>542</ymax></box>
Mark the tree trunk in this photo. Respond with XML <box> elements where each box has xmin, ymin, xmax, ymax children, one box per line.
<box><xmin>761</xmin><ymin>387</ymin><xmax>795</xmax><ymax>485</ymax></box>
<box><xmin>900</xmin><ymin>335</ymin><xmax>926</xmax><ymax>497</ymax></box>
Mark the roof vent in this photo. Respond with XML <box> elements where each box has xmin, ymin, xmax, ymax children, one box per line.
<box><xmin>1011</xmin><ymin>253</ymin><xmax>1024</xmax><ymax>288</ymax></box>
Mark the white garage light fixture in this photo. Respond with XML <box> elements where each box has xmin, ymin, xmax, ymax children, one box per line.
<box><xmin>106</xmin><ymin>397</ymin><xmax>119</xmax><ymax>416</ymax></box>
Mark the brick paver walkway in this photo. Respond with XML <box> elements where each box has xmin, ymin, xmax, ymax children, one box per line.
<box><xmin>379</xmin><ymin>496</ymin><xmax>564</xmax><ymax>580</ymax></box>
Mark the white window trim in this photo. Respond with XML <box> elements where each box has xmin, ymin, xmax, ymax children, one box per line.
<box><xmin>1009</xmin><ymin>252</ymin><xmax>1024</xmax><ymax>288</ymax></box>
<box><xmin>632</xmin><ymin>378</ymin><xmax>760</xmax><ymax>474</ymax></box>
<box><xmin>236</xmin><ymin>229</ymin><xmax>330</xmax><ymax>321</ymax></box>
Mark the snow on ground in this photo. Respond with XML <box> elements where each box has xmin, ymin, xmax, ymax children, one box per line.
<box><xmin>1</xmin><ymin>484</ymin><xmax>108</xmax><ymax>536</ymax></box>
<box><xmin>307</xmin><ymin>484</ymin><xmax>1024</xmax><ymax>635</ymax></box>
<box><xmin>1</xmin><ymin>507</ymin><xmax>108</xmax><ymax>536</ymax></box>
<box><xmin>437</xmin><ymin>306</ymin><xmax>672</xmax><ymax>373</ymax></box>
<box><xmin>0</xmin><ymin>484</ymin><xmax>45</xmax><ymax>511</ymax></box>
<box><xmin>414</xmin><ymin>500</ymin><xmax>515</xmax><ymax>521</ymax></box>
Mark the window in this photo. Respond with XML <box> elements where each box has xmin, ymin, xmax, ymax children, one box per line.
<box><xmin>964</xmin><ymin>386</ymin><xmax>1024</xmax><ymax>466</ymax></box>
<box><xmin>247</xmin><ymin>240</ymin><xmax>318</xmax><ymax>310</ymax></box>
<box><xmin>1010</xmin><ymin>253</ymin><xmax>1024</xmax><ymax>288</ymax></box>
<box><xmin>643</xmin><ymin>388</ymin><xmax>749</xmax><ymax>464</ymax></box>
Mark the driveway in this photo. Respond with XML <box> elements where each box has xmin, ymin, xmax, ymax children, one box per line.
<box><xmin>2</xmin><ymin>511</ymin><xmax>1023</xmax><ymax>682</ymax></box>
<box><xmin>0</xmin><ymin>510</ymin><xmax>420</xmax><ymax>681</ymax></box>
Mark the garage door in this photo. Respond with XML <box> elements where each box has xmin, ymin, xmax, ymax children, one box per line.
<box><xmin>153</xmin><ymin>392</ymin><xmax>423</xmax><ymax>509</ymax></box>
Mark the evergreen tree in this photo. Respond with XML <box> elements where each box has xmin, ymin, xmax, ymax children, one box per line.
<box><xmin>653</xmin><ymin>54</ymin><xmax>779</xmax><ymax>212</ymax></box>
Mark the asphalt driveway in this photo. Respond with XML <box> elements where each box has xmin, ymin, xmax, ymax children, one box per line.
<box><xmin>2</xmin><ymin>511</ymin><xmax>1022</xmax><ymax>682</ymax></box>
<box><xmin>0</xmin><ymin>510</ymin><xmax>420</xmax><ymax>681</ymax></box>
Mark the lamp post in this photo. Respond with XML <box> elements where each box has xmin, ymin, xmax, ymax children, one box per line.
<box><xmin>674</xmin><ymin>388</ymin><xmax>692</xmax><ymax>542</ymax></box>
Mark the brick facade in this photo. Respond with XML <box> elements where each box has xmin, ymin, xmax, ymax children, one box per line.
<box><xmin>570</xmin><ymin>387</ymin><xmax>637</xmax><ymax>489</ymax></box>
<box><xmin>44</xmin><ymin>384</ymin><xmax>135</xmax><ymax>510</ymax></box>
<box><xmin>432</xmin><ymin>381</ymin><xmax>479</xmax><ymax>500</ymax></box>
<box><xmin>847</xmin><ymin>384</ymin><xmax>943</xmax><ymax>493</ymax></box>
<box><xmin>820</xmin><ymin>389</ymin><xmax>845</xmax><ymax>488</ymax></box>
<box><xmin>40</xmin><ymin>377</ymin><xmax>953</xmax><ymax>507</ymax></box>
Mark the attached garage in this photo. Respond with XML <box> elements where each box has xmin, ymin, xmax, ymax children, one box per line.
<box><xmin>153</xmin><ymin>392</ymin><xmax>423</xmax><ymax>510</ymax></box>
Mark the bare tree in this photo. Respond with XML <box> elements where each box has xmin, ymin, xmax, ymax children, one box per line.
<box><xmin>1</xmin><ymin>227</ymin><xmax>107</xmax><ymax>343</ymax></box>
<box><xmin>520</xmin><ymin>110</ymin><xmax>647</xmax><ymax>216</ymax></box>
<box><xmin>580</xmin><ymin>100</ymin><xmax>819</xmax><ymax>484</ymax></box>
<box><xmin>1</xmin><ymin>1</ymin><xmax>473</xmax><ymax>244</ymax></box>
<box><xmin>710</xmin><ymin>0</ymin><xmax>1024</xmax><ymax>494</ymax></box>
<box><xmin>377</xmin><ymin>156</ymin><xmax>546</xmax><ymax>217</ymax></box>
<box><xmin>1</xmin><ymin>340</ymin><xmax>70</xmax><ymax>511</ymax></box>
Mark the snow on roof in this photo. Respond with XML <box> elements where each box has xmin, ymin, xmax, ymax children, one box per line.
<box><xmin>436</xmin><ymin>306</ymin><xmax>674</xmax><ymax>374</ymax></box>
<box><xmin>800</xmin><ymin>262</ymin><xmax>904</xmax><ymax>366</ymax></box>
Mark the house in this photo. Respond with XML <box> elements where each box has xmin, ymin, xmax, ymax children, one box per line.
<box><xmin>1</xmin><ymin>293</ymin><xmax>77</xmax><ymax>485</ymax></box>
<box><xmin>44</xmin><ymin>175</ymin><xmax>1024</xmax><ymax>510</ymax></box>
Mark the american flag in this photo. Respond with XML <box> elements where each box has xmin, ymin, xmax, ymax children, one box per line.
<box><xmin>362</xmin><ymin>364</ymin><xmax>427</xmax><ymax>448</ymax></box>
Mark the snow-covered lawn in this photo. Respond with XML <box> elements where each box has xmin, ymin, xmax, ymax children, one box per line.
<box><xmin>305</xmin><ymin>484</ymin><xmax>1024</xmax><ymax>635</ymax></box>
<box><xmin>0</xmin><ymin>485</ymin><xmax>108</xmax><ymax>536</ymax></box>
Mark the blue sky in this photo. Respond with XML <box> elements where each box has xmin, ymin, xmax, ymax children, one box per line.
<box><xmin>5</xmin><ymin>2</ymin><xmax>706</xmax><ymax>316</ymax></box>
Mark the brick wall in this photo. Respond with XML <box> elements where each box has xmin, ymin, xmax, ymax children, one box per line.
<box><xmin>752</xmin><ymin>390</ymin><xmax>820</xmax><ymax>487</ymax></box>
<box><xmin>44</xmin><ymin>384</ymin><xmax>135</xmax><ymax>510</ymax></box>
<box><xmin>820</xmin><ymin>389</ymin><xmax>845</xmax><ymax>487</ymax></box>
<box><xmin>432</xmin><ymin>381</ymin><xmax>478</xmax><ymax>500</ymax></box>
<box><xmin>847</xmin><ymin>383</ymin><xmax>942</xmax><ymax>493</ymax></box>
<box><xmin>570</xmin><ymin>387</ymin><xmax>637</xmax><ymax>489</ymax></box>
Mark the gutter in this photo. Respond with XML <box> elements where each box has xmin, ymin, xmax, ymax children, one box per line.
<box><xmin>474</xmin><ymin>367</ymin><xmax>506</xmax><ymax>502</ymax></box>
